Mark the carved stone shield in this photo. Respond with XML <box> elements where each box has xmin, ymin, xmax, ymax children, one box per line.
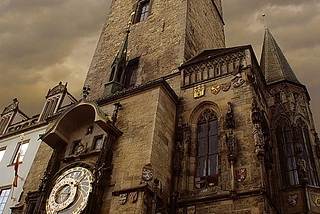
<box><xmin>187</xmin><ymin>206</ymin><xmax>195</xmax><ymax>214</ymax></box>
<box><xmin>119</xmin><ymin>193</ymin><xmax>128</xmax><ymax>205</ymax></box>
<box><xmin>312</xmin><ymin>194</ymin><xmax>320</xmax><ymax>207</ymax></box>
<box><xmin>287</xmin><ymin>194</ymin><xmax>298</xmax><ymax>207</ymax></box>
<box><xmin>142</xmin><ymin>168</ymin><xmax>153</xmax><ymax>181</ymax></box>
<box><xmin>195</xmin><ymin>177</ymin><xmax>205</xmax><ymax>189</ymax></box>
<box><xmin>193</xmin><ymin>84</ymin><xmax>205</xmax><ymax>98</ymax></box>
<box><xmin>129</xmin><ymin>191</ymin><xmax>138</xmax><ymax>203</ymax></box>
<box><xmin>221</xmin><ymin>82</ymin><xmax>231</xmax><ymax>92</ymax></box>
<box><xmin>235</xmin><ymin>168</ymin><xmax>247</xmax><ymax>182</ymax></box>
<box><xmin>233</xmin><ymin>77</ymin><xmax>245</xmax><ymax>88</ymax></box>
<box><xmin>211</xmin><ymin>85</ymin><xmax>221</xmax><ymax>95</ymax></box>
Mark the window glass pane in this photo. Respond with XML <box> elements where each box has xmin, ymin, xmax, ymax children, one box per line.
<box><xmin>197</xmin><ymin>123</ymin><xmax>206</xmax><ymax>138</ymax></box>
<box><xmin>13</xmin><ymin>142</ymin><xmax>29</xmax><ymax>163</ymax></box>
<box><xmin>0</xmin><ymin>188</ymin><xmax>10</xmax><ymax>214</ymax></box>
<box><xmin>196</xmin><ymin>157</ymin><xmax>206</xmax><ymax>177</ymax></box>
<box><xmin>94</xmin><ymin>137</ymin><xmax>103</xmax><ymax>150</ymax></box>
<box><xmin>197</xmin><ymin>138</ymin><xmax>206</xmax><ymax>157</ymax></box>
<box><xmin>208</xmin><ymin>154</ymin><xmax>218</xmax><ymax>175</ymax></box>
<box><xmin>208</xmin><ymin>135</ymin><xmax>218</xmax><ymax>155</ymax></box>
<box><xmin>209</xmin><ymin>119</ymin><xmax>218</xmax><ymax>135</ymax></box>
<box><xmin>0</xmin><ymin>148</ymin><xmax>5</xmax><ymax>163</ymax></box>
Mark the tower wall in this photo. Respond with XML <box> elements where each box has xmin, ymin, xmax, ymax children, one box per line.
<box><xmin>84</xmin><ymin>0</ymin><xmax>225</xmax><ymax>101</ymax></box>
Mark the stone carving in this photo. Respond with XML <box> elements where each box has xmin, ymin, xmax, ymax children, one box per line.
<box><xmin>226</xmin><ymin>130</ymin><xmax>237</xmax><ymax>158</ymax></box>
<box><xmin>142</xmin><ymin>167</ymin><xmax>153</xmax><ymax>181</ymax></box>
<box><xmin>235</xmin><ymin>168</ymin><xmax>247</xmax><ymax>182</ymax></box>
<box><xmin>193</xmin><ymin>84</ymin><xmax>205</xmax><ymax>98</ymax></box>
<box><xmin>225</xmin><ymin>102</ymin><xmax>235</xmax><ymax>129</ymax></box>
<box><xmin>221</xmin><ymin>82</ymin><xmax>231</xmax><ymax>92</ymax></box>
<box><xmin>211</xmin><ymin>85</ymin><xmax>221</xmax><ymax>95</ymax></box>
<box><xmin>76</xmin><ymin>142</ymin><xmax>87</xmax><ymax>155</ymax></box>
<box><xmin>129</xmin><ymin>191</ymin><xmax>138</xmax><ymax>203</ymax></box>
<box><xmin>187</xmin><ymin>206</ymin><xmax>196</xmax><ymax>214</ymax></box>
<box><xmin>287</xmin><ymin>194</ymin><xmax>298</xmax><ymax>207</ymax></box>
<box><xmin>312</xmin><ymin>194</ymin><xmax>320</xmax><ymax>207</ymax></box>
<box><xmin>119</xmin><ymin>193</ymin><xmax>128</xmax><ymax>205</ymax></box>
<box><xmin>253</xmin><ymin>124</ymin><xmax>265</xmax><ymax>149</ymax></box>
<box><xmin>82</xmin><ymin>85</ymin><xmax>90</xmax><ymax>100</ymax></box>
<box><xmin>112</xmin><ymin>102</ymin><xmax>122</xmax><ymax>125</ymax></box>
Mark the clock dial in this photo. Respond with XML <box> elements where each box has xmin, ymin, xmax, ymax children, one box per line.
<box><xmin>46</xmin><ymin>167</ymin><xmax>93</xmax><ymax>214</ymax></box>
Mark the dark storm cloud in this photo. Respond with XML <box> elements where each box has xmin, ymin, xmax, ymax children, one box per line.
<box><xmin>0</xmin><ymin>0</ymin><xmax>111</xmax><ymax>115</ymax></box>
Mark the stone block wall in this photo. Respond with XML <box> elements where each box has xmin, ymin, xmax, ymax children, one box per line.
<box><xmin>84</xmin><ymin>0</ymin><xmax>225</xmax><ymax>101</ymax></box>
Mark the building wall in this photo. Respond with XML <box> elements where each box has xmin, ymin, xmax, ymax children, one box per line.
<box><xmin>84</xmin><ymin>0</ymin><xmax>225</xmax><ymax>101</ymax></box>
<box><xmin>0</xmin><ymin>126</ymin><xmax>46</xmax><ymax>214</ymax></box>
<box><xmin>100</xmin><ymin>85</ymin><xmax>177</xmax><ymax>213</ymax></box>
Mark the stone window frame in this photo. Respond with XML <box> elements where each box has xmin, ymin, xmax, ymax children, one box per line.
<box><xmin>295</xmin><ymin>118</ymin><xmax>319</xmax><ymax>186</ymax></box>
<box><xmin>92</xmin><ymin>135</ymin><xmax>104</xmax><ymax>150</ymax></box>
<box><xmin>188</xmin><ymin>102</ymin><xmax>221</xmax><ymax>190</ymax></box>
<box><xmin>133</xmin><ymin>0</ymin><xmax>153</xmax><ymax>24</ymax></box>
<box><xmin>275</xmin><ymin>117</ymin><xmax>299</xmax><ymax>187</ymax></box>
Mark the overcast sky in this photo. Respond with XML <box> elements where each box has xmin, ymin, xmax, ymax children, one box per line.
<box><xmin>0</xmin><ymin>0</ymin><xmax>319</xmax><ymax>131</ymax></box>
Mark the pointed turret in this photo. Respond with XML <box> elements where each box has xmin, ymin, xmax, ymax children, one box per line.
<box><xmin>260</xmin><ymin>27</ymin><xmax>301</xmax><ymax>85</ymax></box>
<box><xmin>104</xmin><ymin>15</ymin><xmax>133</xmax><ymax>96</ymax></box>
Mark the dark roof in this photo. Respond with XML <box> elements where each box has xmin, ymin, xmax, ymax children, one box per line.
<box><xmin>179</xmin><ymin>45</ymin><xmax>251</xmax><ymax>68</ymax></box>
<box><xmin>260</xmin><ymin>28</ymin><xmax>301</xmax><ymax>85</ymax></box>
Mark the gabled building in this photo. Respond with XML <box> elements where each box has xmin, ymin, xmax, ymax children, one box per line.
<box><xmin>9</xmin><ymin>1</ymin><xmax>320</xmax><ymax>214</ymax></box>
<box><xmin>0</xmin><ymin>83</ymin><xmax>76</xmax><ymax>214</ymax></box>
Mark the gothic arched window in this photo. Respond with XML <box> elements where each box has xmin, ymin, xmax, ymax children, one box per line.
<box><xmin>296</xmin><ymin>120</ymin><xmax>319</xmax><ymax>186</ymax></box>
<box><xmin>276</xmin><ymin>118</ymin><xmax>299</xmax><ymax>186</ymax></box>
<box><xmin>195</xmin><ymin>109</ymin><xmax>218</xmax><ymax>188</ymax></box>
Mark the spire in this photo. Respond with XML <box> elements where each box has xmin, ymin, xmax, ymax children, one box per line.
<box><xmin>260</xmin><ymin>24</ymin><xmax>301</xmax><ymax>85</ymax></box>
<box><xmin>104</xmin><ymin>12</ymin><xmax>135</xmax><ymax>96</ymax></box>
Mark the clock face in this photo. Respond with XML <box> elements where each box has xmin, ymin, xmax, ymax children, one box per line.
<box><xmin>46</xmin><ymin>167</ymin><xmax>93</xmax><ymax>214</ymax></box>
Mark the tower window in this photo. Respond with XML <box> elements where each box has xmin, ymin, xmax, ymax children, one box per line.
<box><xmin>136</xmin><ymin>0</ymin><xmax>150</xmax><ymax>23</ymax></box>
<box><xmin>296</xmin><ymin>120</ymin><xmax>319</xmax><ymax>186</ymax></box>
<box><xmin>124</xmin><ymin>58</ymin><xmax>139</xmax><ymax>89</ymax></box>
<box><xmin>276</xmin><ymin>119</ymin><xmax>299</xmax><ymax>186</ymax></box>
<box><xmin>0</xmin><ymin>147</ymin><xmax>6</xmax><ymax>163</ymax></box>
<box><xmin>195</xmin><ymin>109</ymin><xmax>219</xmax><ymax>188</ymax></box>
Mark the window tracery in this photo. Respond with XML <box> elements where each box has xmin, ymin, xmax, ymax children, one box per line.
<box><xmin>195</xmin><ymin>109</ymin><xmax>219</xmax><ymax>188</ymax></box>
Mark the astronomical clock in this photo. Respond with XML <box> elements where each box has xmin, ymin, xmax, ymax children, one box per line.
<box><xmin>24</xmin><ymin>101</ymin><xmax>122</xmax><ymax>214</ymax></box>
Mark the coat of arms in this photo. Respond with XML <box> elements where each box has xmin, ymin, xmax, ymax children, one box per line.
<box><xmin>119</xmin><ymin>193</ymin><xmax>128</xmax><ymax>205</ymax></box>
<box><xmin>221</xmin><ymin>82</ymin><xmax>231</xmax><ymax>92</ymax></box>
<box><xmin>187</xmin><ymin>206</ymin><xmax>195</xmax><ymax>214</ymax></box>
<box><xmin>194</xmin><ymin>84</ymin><xmax>205</xmax><ymax>98</ymax></box>
<box><xmin>211</xmin><ymin>85</ymin><xmax>221</xmax><ymax>95</ymax></box>
<box><xmin>312</xmin><ymin>194</ymin><xmax>320</xmax><ymax>207</ymax></box>
<box><xmin>195</xmin><ymin>177</ymin><xmax>206</xmax><ymax>189</ymax></box>
<box><xmin>142</xmin><ymin>168</ymin><xmax>153</xmax><ymax>181</ymax></box>
<box><xmin>232</xmin><ymin>76</ymin><xmax>245</xmax><ymax>88</ymax></box>
<box><xmin>129</xmin><ymin>191</ymin><xmax>138</xmax><ymax>203</ymax></box>
<box><xmin>235</xmin><ymin>168</ymin><xmax>247</xmax><ymax>182</ymax></box>
<box><xmin>287</xmin><ymin>194</ymin><xmax>298</xmax><ymax>207</ymax></box>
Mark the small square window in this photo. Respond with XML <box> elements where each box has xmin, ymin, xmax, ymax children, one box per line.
<box><xmin>93</xmin><ymin>137</ymin><xmax>103</xmax><ymax>150</ymax></box>
<box><xmin>71</xmin><ymin>140</ymin><xmax>81</xmax><ymax>155</ymax></box>
<box><xmin>135</xmin><ymin>0</ymin><xmax>150</xmax><ymax>23</ymax></box>
<box><xmin>0</xmin><ymin>188</ymin><xmax>11</xmax><ymax>214</ymax></box>
<box><xmin>0</xmin><ymin>147</ymin><xmax>6</xmax><ymax>163</ymax></box>
<box><xmin>12</xmin><ymin>141</ymin><xmax>29</xmax><ymax>164</ymax></box>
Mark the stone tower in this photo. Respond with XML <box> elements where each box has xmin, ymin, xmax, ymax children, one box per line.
<box><xmin>84</xmin><ymin>0</ymin><xmax>225</xmax><ymax>100</ymax></box>
<box><xmin>14</xmin><ymin>1</ymin><xmax>320</xmax><ymax>214</ymax></box>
